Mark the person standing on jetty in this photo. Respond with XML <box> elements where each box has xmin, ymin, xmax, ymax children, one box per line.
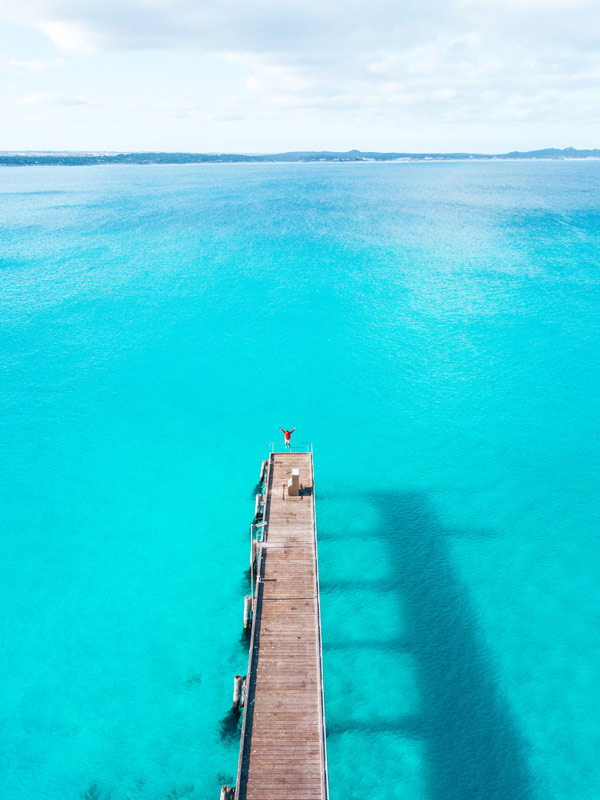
<box><xmin>280</xmin><ymin>427</ymin><xmax>295</xmax><ymax>449</ymax></box>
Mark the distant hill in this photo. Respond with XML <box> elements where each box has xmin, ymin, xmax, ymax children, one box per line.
<box><xmin>1</xmin><ymin>147</ymin><xmax>599</xmax><ymax>166</ymax></box>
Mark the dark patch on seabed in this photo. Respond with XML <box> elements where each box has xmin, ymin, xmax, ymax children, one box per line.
<box><xmin>183</xmin><ymin>672</ymin><xmax>203</xmax><ymax>688</ymax></box>
<box><xmin>165</xmin><ymin>784</ymin><xmax>194</xmax><ymax>799</ymax></box>
<box><xmin>81</xmin><ymin>783</ymin><xmax>110</xmax><ymax>800</ymax></box>
<box><xmin>326</xmin><ymin>491</ymin><xmax>533</xmax><ymax>800</ymax></box>
<box><xmin>240</xmin><ymin>568</ymin><xmax>251</xmax><ymax>594</ymax></box>
<box><xmin>219</xmin><ymin>706</ymin><xmax>241</xmax><ymax>745</ymax></box>
<box><xmin>239</xmin><ymin>625</ymin><xmax>251</xmax><ymax>647</ymax></box>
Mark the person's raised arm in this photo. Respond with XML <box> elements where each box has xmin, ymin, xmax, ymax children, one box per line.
<box><xmin>290</xmin><ymin>428</ymin><xmax>296</xmax><ymax>434</ymax></box>
<box><xmin>280</xmin><ymin>427</ymin><xmax>285</xmax><ymax>434</ymax></box>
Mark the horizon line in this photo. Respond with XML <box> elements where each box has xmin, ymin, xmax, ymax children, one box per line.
<box><xmin>0</xmin><ymin>145</ymin><xmax>598</xmax><ymax>156</ymax></box>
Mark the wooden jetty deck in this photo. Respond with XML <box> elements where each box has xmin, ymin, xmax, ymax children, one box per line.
<box><xmin>232</xmin><ymin>449</ymin><xmax>328</xmax><ymax>800</ymax></box>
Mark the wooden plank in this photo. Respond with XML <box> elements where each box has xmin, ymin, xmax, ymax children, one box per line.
<box><xmin>234</xmin><ymin>451</ymin><xmax>328</xmax><ymax>800</ymax></box>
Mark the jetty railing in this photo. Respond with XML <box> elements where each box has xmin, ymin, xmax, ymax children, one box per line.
<box><xmin>269</xmin><ymin>440</ymin><xmax>313</xmax><ymax>453</ymax></box>
<box><xmin>311</xmin><ymin>452</ymin><xmax>329</xmax><ymax>800</ymax></box>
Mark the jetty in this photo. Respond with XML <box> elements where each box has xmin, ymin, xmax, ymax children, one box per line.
<box><xmin>221</xmin><ymin>445</ymin><xmax>329</xmax><ymax>800</ymax></box>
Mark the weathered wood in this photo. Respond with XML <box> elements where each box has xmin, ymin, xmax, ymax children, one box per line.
<box><xmin>233</xmin><ymin>674</ymin><xmax>243</xmax><ymax>710</ymax></box>
<box><xmin>235</xmin><ymin>452</ymin><xmax>328</xmax><ymax>800</ymax></box>
<box><xmin>243</xmin><ymin>595</ymin><xmax>252</xmax><ymax>629</ymax></box>
<box><xmin>254</xmin><ymin>492</ymin><xmax>264</xmax><ymax>521</ymax></box>
<box><xmin>287</xmin><ymin>468</ymin><xmax>300</xmax><ymax>496</ymax></box>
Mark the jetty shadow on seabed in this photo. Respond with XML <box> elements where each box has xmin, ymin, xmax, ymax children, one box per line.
<box><xmin>323</xmin><ymin>490</ymin><xmax>533</xmax><ymax>800</ymax></box>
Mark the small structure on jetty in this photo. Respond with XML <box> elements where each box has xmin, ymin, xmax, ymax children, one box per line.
<box><xmin>221</xmin><ymin>444</ymin><xmax>329</xmax><ymax>800</ymax></box>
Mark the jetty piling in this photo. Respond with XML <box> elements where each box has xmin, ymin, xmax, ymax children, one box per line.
<box><xmin>232</xmin><ymin>674</ymin><xmax>243</xmax><ymax>711</ymax></box>
<box><xmin>243</xmin><ymin>595</ymin><xmax>252</xmax><ymax>629</ymax></box>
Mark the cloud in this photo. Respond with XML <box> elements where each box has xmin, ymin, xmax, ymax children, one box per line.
<box><xmin>36</xmin><ymin>21</ymin><xmax>99</xmax><ymax>53</ymax></box>
<box><xmin>3</xmin><ymin>56</ymin><xmax>65</xmax><ymax>72</ymax></box>
<box><xmin>0</xmin><ymin>0</ymin><xmax>599</xmax><ymax>138</ymax></box>
<box><xmin>0</xmin><ymin>0</ymin><xmax>501</xmax><ymax>53</ymax></box>
<box><xmin>0</xmin><ymin>0</ymin><xmax>594</xmax><ymax>55</ymax></box>
<box><xmin>18</xmin><ymin>91</ymin><xmax>90</xmax><ymax>105</ymax></box>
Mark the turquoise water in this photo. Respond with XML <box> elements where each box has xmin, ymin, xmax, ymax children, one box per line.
<box><xmin>1</xmin><ymin>162</ymin><xmax>599</xmax><ymax>800</ymax></box>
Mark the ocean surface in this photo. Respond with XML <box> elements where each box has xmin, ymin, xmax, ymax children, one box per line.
<box><xmin>1</xmin><ymin>161</ymin><xmax>599</xmax><ymax>800</ymax></box>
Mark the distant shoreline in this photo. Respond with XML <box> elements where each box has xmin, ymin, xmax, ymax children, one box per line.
<box><xmin>1</xmin><ymin>147</ymin><xmax>599</xmax><ymax>167</ymax></box>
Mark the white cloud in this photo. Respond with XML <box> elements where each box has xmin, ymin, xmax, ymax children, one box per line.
<box><xmin>3</xmin><ymin>56</ymin><xmax>64</xmax><ymax>72</ymax></box>
<box><xmin>0</xmin><ymin>0</ymin><xmax>599</xmax><ymax>147</ymax></box>
<box><xmin>18</xmin><ymin>91</ymin><xmax>90</xmax><ymax>105</ymax></box>
<box><xmin>36</xmin><ymin>21</ymin><xmax>99</xmax><ymax>53</ymax></box>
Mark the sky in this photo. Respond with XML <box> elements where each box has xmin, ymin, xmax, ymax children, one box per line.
<box><xmin>0</xmin><ymin>0</ymin><xmax>599</xmax><ymax>153</ymax></box>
